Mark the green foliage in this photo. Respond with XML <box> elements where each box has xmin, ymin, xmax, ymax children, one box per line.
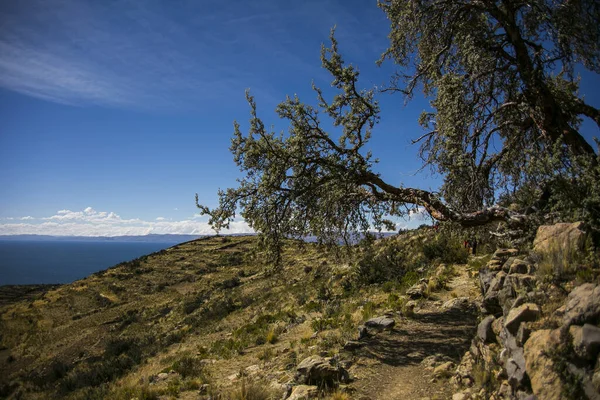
<box><xmin>170</xmin><ymin>354</ymin><xmax>206</xmax><ymax>379</ymax></box>
<box><xmin>544</xmin><ymin>340</ymin><xmax>586</xmax><ymax>399</ymax></box>
<box><xmin>422</xmin><ymin>236</ymin><xmax>469</xmax><ymax>264</ymax></box>
<box><xmin>198</xmin><ymin>1</ymin><xmax>600</xmax><ymax>261</ymax></box>
<box><xmin>183</xmin><ymin>291</ymin><xmax>207</xmax><ymax>314</ymax></box>
<box><xmin>210</xmin><ymin>338</ymin><xmax>245</xmax><ymax>359</ymax></box>
<box><xmin>536</xmin><ymin>237</ymin><xmax>600</xmax><ymax>284</ymax></box>
<box><xmin>354</xmin><ymin>239</ymin><xmax>407</xmax><ymax>285</ymax></box>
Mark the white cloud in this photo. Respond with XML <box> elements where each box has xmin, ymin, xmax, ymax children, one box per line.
<box><xmin>0</xmin><ymin>207</ymin><xmax>253</xmax><ymax>236</ymax></box>
<box><xmin>20</xmin><ymin>216</ymin><xmax>35</xmax><ymax>220</ymax></box>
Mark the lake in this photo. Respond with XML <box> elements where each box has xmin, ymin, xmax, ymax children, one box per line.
<box><xmin>0</xmin><ymin>240</ymin><xmax>182</xmax><ymax>285</ymax></box>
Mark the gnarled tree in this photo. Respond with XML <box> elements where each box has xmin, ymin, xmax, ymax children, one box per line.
<box><xmin>198</xmin><ymin>1</ymin><xmax>599</xmax><ymax>258</ymax></box>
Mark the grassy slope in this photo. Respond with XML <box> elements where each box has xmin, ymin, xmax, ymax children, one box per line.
<box><xmin>0</xmin><ymin>231</ymin><xmax>473</xmax><ymax>399</ymax></box>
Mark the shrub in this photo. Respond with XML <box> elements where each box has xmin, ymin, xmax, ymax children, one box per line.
<box><xmin>170</xmin><ymin>354</ymin><xmax>205</xmax><ymax>378</ymax></box>
<box><xmin>422</xmin><ymin>236</ymin><xmax>468</xmax><ymax>264</ymax></box>
<box><xmin>361</xmin><ymin>301</ymin><xmax>377</xmax><ymax>321</ymax></box>
<box><xmin>354</xmin><ymin>240</ymin><xmax>407</xmax><ymax>284</ymax></box>
<box><xmin>265</xmin><ymin>328</ymin><xmax>278</xmax><ymax>344</ymax></box>
<box><xmin>210</xmin><ymin>338</ymin><xmax>245</xmax><ymax>359</ymax></box>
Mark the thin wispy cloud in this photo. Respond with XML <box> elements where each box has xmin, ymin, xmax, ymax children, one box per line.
<box><xmin>0</xmin><ymin>0</ymin><xmax>383</xmax><ymax>111</ymax></box>
<box><xmin>0</xmin><ymin>207</ymin><xmax>253</xmax><ymax>236</ymax></box>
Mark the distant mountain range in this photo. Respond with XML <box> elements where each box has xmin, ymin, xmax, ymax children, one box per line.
<box><xmin>0</xmin><ymin>231</ymin><xmax>399</xmax><ymax>243</ymax></box>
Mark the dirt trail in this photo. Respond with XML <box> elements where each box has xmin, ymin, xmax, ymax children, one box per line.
<box><xmin>349</xmin><ymin>262</ymin><xmax>482</xmax><ymax>400</ymax></box>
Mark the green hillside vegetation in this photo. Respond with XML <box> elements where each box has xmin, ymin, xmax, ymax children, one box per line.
<box><xmin>0</xmin><ymin>231</ymin><xmax>480</xmax><ymax>399</ymax></box>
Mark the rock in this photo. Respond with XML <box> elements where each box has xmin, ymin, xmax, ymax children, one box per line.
<box><xmin>511</xmin><ymin>294</ymin><xmax>527</xmax><ymax>311</ymax></box>
<box><xmin>492</xmin><ymin>317</ymin><xmax>505</xmax><ymax>338</ymax></box>
<box><xmin>198</xmin><ymin>383</ymin><xmax>210</xmax><ymax>394</ymax></box>
<box><xmin>487</xmin><ymin>259</ymin><xmax>505</xmax><ymax>271</ymax></box>
<box><xmin>489</xmin><ymin>271</ymin><xmax>507</xmax><ymax>293</ymax></box>
<box><xmin>343</xmin><ymin>340</ymin><xmax>364</xmax><ymax>351</ymax></box>
<box><xmin>505</xmin><ymin>303</ymin><xmax>541</xmax><ymax>335</ymax></box>
<box><xmin>407</xmin><ymin>282</ymin><xmax>427</xmax><ymax>299</ymax></box>
<box><xmin>433</xmin><ymin>361</ymin><xmax>455</xmax><ymax>378</ymax></box>
<box><xmin>477</xmin><ymin>315</ymin><xmax>496</xmax><ymax>344</ymax></box>
<box><xmin>452</xmin><ymin>391</ymin><xmax>472</xmax><ymax>400</ymax></box>
<box><xmin>563</xmin><ymin>283</ymin><xmax>600</xmax><ymax>327</ymax></box>
<box><xmin>506</xmin><ymin>350</ymin><xmax>527</xmax><ymax>389</ymax></box>
<box><xmin>364</xmin><ymin>316</ymin><xmax>395</xmax><ymax>331</ymax></box>
<box><xmin>508</xmin><ymin>259</ymin><xmax>531</xmax><ymax>275</ymax></box>
<box><xmin>295</xmin><ymin>355</ymin><xmax>348</xmax><ymax>385</ymax></box>
<box><xmin>503</xmin><ymin>274</ymin><xmax>537</xmax><ymax>293</ymax></box>
<box><xmin>479</xmin><ymin>268</ymin><xmax>498</xmax><ymax>295</ymax></box>
<box><xmin>516</xmin><ymin>322</ymin><xmax>532</xmax><ymax>347</ymax></box>
<box><xmin>357</xmin><ymin>325</ymin><xmax>369</xmax><ymax>340</ymax></box>
<box><xmin>524</xmin><ymin>329</ymin><xmax>564</xmax><ymax>400</ymax></box>
<box><xmin>245</xmin><ymin>364</ymin><xmax>261</xmax><ymax>375</ymax></box>
<box><xmin>421</xmin><ymin>353</ymin><xmax>453</xmax><ymax>369</ymax></box>
<box><xmin>270</xmin><ymin>382</ymin><xmax>291</xmax><ymax>398</ymax></box>
<box><xmin>483</xmin><ymin>272</ymin><xmax>509</xmax><ymax>316</ymax></box>
<box><xmin>288</xmin><ymin>385</ymin><xmax>319</xmax><ymax>400</ymax></box>
<box><xmin>570</xmin><ymin>323</ymin><xmax>600</xmax><ymax>361</ymax></box>
<box><xmin>155</xmin><ymin>372</ymin><xmax>169</xmax><ymax>382</ymax></box>
<box><xmin>494</xmin><ymin>248</ymin><xmax>519</xmax><ymax>259</ymax></box>
<box><xmin>498</xmin><ymin>327</ymin><xmax>528</xmax><ymax>389</ymax></box>
<box><xmin>533</xmin><ymin>221</ymin><xmax>586</xmax><ymax>254</ymax></box>
<box><xmin>483</xmin><ymin>290</ymin><xmax>503</xmax><ymax>316</ymax></box>
<box><xmin>443</xmin><ymin>297</ymin><xmax>476</xmax><ymax>312</ymax></box>
<box><xmin>453</xmin><ymin>351</ymin><xmax>475</xmax><ymax>387</ymax></box>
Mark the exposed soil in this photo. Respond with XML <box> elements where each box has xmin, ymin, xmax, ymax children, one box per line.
<box><xmin>349</xmin><ymin>263</ymin><xmax>481</xmax><ymax>400</ymax></box>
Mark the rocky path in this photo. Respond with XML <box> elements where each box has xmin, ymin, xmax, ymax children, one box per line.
<box><xmin>349</xmin><ymin>263</ymin><xmax>482</xmax><ymax>400</ymax></box>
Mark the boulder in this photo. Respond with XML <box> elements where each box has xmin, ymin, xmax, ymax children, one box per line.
<box><xmin>533</xmin><ymin>221</ymin><xmax>586</xmax><ymax>255</ymax></box>
<box><xmin>563</xmin><ymin>283</ymin><xmax>600</xmax><ymax>327</ymax></box>
<box><xmin>477</xmin><ymin>315</ymin><xmax>496</xmax><ymax>344</ymax></box>
<box><xmin>524</xmin><ymin>329</ymin><xmax>564</xmax><ymax>400</ymax></box>
<box><xmin>505</xmin><ymin>303</ymin><xmax>541</xmax><ymax>335</ymax></box>
<box><xmin>364</xmin><ymin>316</ymin><xmax>395</xmax><ymax>331</ymax></box>
<box><xmin>295</xmin><ymin>355</ymin><xmax>348</xmax><ymax>385</ymax></box>
<box><xmin>288</xmin><ymin>385</ymin><xmax>319</xmax><ymax>400</ymax></box>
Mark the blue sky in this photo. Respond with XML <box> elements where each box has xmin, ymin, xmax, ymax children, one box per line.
<box><xmin>0</xmin><ymin>0</ymin><xmax>599</xmax><ymax>236</ymax></box>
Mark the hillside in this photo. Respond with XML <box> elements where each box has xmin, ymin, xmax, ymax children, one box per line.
<box><xmin>1</xmin><ymin>226</ymin><xmax>599</xmax><ymax>400</ymax></box>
